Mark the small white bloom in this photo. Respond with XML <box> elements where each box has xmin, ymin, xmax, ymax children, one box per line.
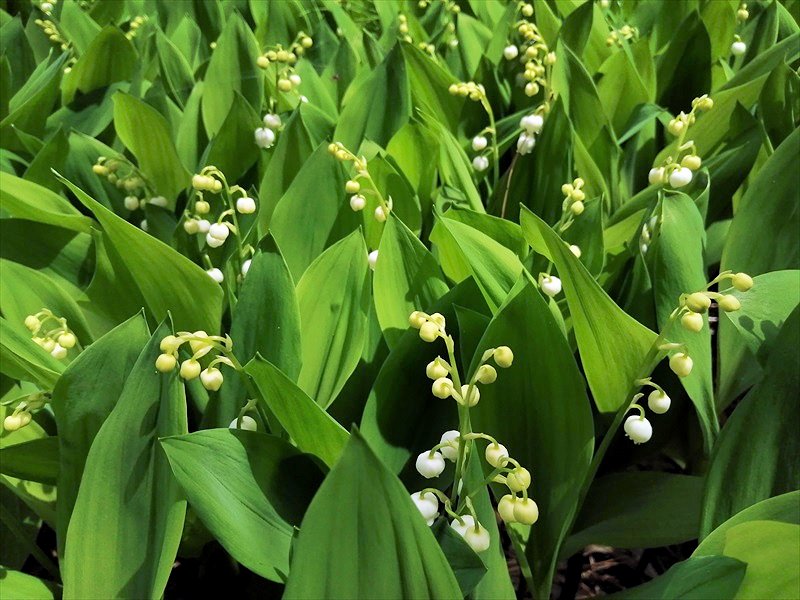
<box><xmin>439</xmin><ymin>430</ymin><xmax>460</xmax><ymax>461</ymax></box>
<box><xmin>140</xmin><ymin>219</ymin><xmax>148</xmax><ymax>231</ymax></box>
<box><xmin>229</xmin><ymin>416</ymin><xmax>257</xmax><ymax>431</ymax></box>
<box><xmin>124</xmin><ymin>195</ymin><xmax>139</xmax><ymax>211</ymax></box>
<box><xmin>516</xmin><ymin>132</ymin><xmax>535</xmax><ymax>155</ymax></box>
<box><xmin>51</xmin><ymin>343</ymin><xmax>67</xmax><ymax>359</ymax></box>
<box><xmin>289</xmin><ymin>73</ymin><xmax>302</xmax><ymax>87</ymax></box>
<box><xmin>350</xmin><ymin>194</ymin><xmax>366</xmax><ymax>211</ymax></box>
<box><xmin>472</xmin><ymin>155</ymin><xmax>489</xmax><ymax>172</ymax></box>
<box><xmin>241</xmin><ymin>259</ymin><xmax>251</xmax><ymax>276</ymax></box>
<box><xmin>520</xmin><ymin>114</ymin><xmax>544</xmax><ymax>134</ymax></box>
<box><xmin>41</xmin><ymin>1</ymin><xmax>54</xmax><ymax>12</ymax></box>
<box><xmin>410</xmin><ymin>491</ymin><xmax>439</xmax><ymax>525</ymax></box>
<box><xmin>300</xmin><ymin>95</ymin><xmax>309</xmax><ymax>103</ymax></box>
<box><xmin>450</xmin><ymin>515</ymin><xmax>491</xmax><ymax>552</ymax></box>
<box><xmin>647</xmin><ymin>390</ymin><xmax>671</xmax><ymax>414</ymax></box>
<box><xmin>209</xmin><ymin>222</ymin><xmax>230</xmax><ymax>241</ymax></box>
<box><xmin>368</xmin><ymin>249</ymin><xmax>379</xmax><ymax>271</ymax></box>
<box><xmin>450</xmin><ymin>514</ymin><xmax>476</xmax><ymax>538</ymax></box>
<box><xmin>196</xmin><ymin>219</ymin><xmax>211</xmax><ymax>233</ymax></box>
<box><xmin>207</xmin><ymin>267</ymin><xmax>224</xmax><ymax>283</ymax></box>
<box><xmin>200</xmin><ymin>367</ymin><xmax>224</xmax><ymax>391</ymax></box>
<box><xmin>416</xmin><ymin>450</ymin><xmax>446</xmax><ymax>478</ymax></box>
<box><xmin>624</xmin><ymin>415</ymin><xmax>653</xmax><ymax>444</ymax></box>
<box><xmin>540</xmin><ymin>275</ymin><xmax>562</xmax><ymax>297</ymax></box>
<box><xmin>206</xmin><ymin>233</ymin><xmax>225</xmax><ymax>248</ymax></box>
<box><xmin>263</xmin><ymin>113</ymin><xmax>282</xmax><ymax>129</ymax></box>
<box><xmin>668</xmin><ymin>166</ymin><xmax>693</xmax><ymax>188</ymax></box>
<box><xmin>149</xmin><ymin>196</ymin><xmax>168</xmax><ymax>208</ymax></box>
<box><xmin>472</xmin><ymin>135</ymin><xmax>488</xmax><ymax>151</ymax></box>
<box><xmin>569</xmin><ymin>244</ymin><xmax>582</xmax><ymax>258</ymax></box>
<box><xmin>236</xmin><ymin>196</ymin><xmax>257</xmax><ymax>214</ymax></box>
<box><xmin>485</xmin><ymin>443</ymin><xmax>509</xmax><ymax>468</ymax></box>
<box><xmin>648</xmin><ymin>167</ymin><xmax>665</xmax><ymax>185</ymax></box>
<box><xmin>254</xmin><ymin>127</ymin><xmax>276</xmax><ymax>149</ymax></box>
<box><xmin>731</xmin><ymin>40</ymin><xmax>746</xmax><ymax>56</ymax></box>
<box><xmin>503</xmin><ymin>44</ymin><xmax>519</xmax><ymax>60</ymax></box>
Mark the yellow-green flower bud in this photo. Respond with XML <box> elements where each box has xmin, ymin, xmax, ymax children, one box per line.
<box><xmin>409</xmin><ymin>311</ymin><xmax>427</xmax><ymax>329</ymax></box>
<box><xmin>200</xmin><ymin>367</ymin><xmax>224</xmax><ymax>391</ymax></box>
<box><xmin>432</xmin><ymin>377</ymin><xmax>454</xmax><ymax>399</ymax></box>
<box><xmin>345</xmin><ymin>180</ymin><xmax>360</xmax><ymax>194</ymax></box>
<box><xmin>669</xmin><ymin>352</ymin><xmax>693</xmax><ymax>378</ymax></box>
<box><xmin>419</xmin><ymin>321</ymin><xmax>440</xmax><ymax>342</ymax></box>
<box><xmin>681</xmin><ymin>312</ymin><xmax>704</xmax><ymax>333</ymax></box>
<box><xmin>513</xmin><ymin>497</ymin><xmax>539</xmax><ymax>524</ymax></box>
<box><xmin>498</xmin><ymin>495</ymin><xmax>517</xmax><ymax>523</ymax></box>
<box><xmin>494</xmin><ymin>346</ymin><xmax>514</xmax><ymax>368</ymax></box>
<box><xmin>732</xmin><ymin>272</ymin><xmax>753</xmax><ymax>292</ymax></box>
<box><xmin>277</xmin><ymin>78</ymin><xmax>292</xmax><ymax>92</ymax></box>
<box><xmin>718</xmin><ymin>295</ymin><xmax>741</xmax><ymax>312</ymax></box>
<box><xmin>156</xmin><ymin>354</ymin><xmax>177</xmax><ymax>372</ymax></box>
<box><xmin>24</xmin><ymin>315</ymin><xmax>40</xmax><ymax>331</ymax></box>
<box><xmin>571</xmin><ymin>200</ymin><xmax>585</xmax><ymax>215</ymax></box>
<box><xmin>485</xmin><ymin>443</ymin><xmax>509</xmax><ymax>467</ymax></box>
<box><xmin>180</xmin><ymin>359</ymin><xmax>201</xmax><ymax>380</ymax></box>
<box><xmin>476</xmin><ymin>364</ymin><xmax>497</xmax><ymax>384</ymax></box>
<box><xmin>681</xmin><ymin>155</ymin><xmax>702</xmax><ymax>170</ymax></box>
<box><xmin>426</xmin><ymin>358</ymin><xmax>449</xmax><ymax>380</ymax></box>
<box><xmin>57</xmin><ymin>332</ymin><xmax>77</xmax><ymax>348</ymax></box>
<box><xmin>506</xmin><ymin>467</ymin><xmax>531</xmax><ymax>492</ymax></box>
<box><xmin>685</xmin><ymin>292</ymin><xmax>711</xmax><ymax>313</ymax></box>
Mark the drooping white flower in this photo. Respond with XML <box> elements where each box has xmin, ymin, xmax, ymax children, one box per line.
<box><xmin>263</xmin><ymin>113</ymin><xmax>282</xmax><ymax>129</ymax></box>
<box><xmin>124</xmin><ymin>195</ymin><xmax>139</xmax><ymax>211</ymax></box>
<box><xmin>200</xmin><ymin>367</ymin><xmax>224</xmax><ymax>391</ymax></box>
<box><xmin>207</xmin><ymin>267</ymin><xmax>224</xmax><ymax>283</ymax></box>
<box><xmin>472</xmin><ymin>135</ymin><xmax>488</xmax><ymax>151</ymax></box>
<box><xmin>208</xmin><ymin>222</ymin><xmax>230</xmax><ymax>241</ymax></box>
<box><xmin>236</xmin><ymin>197</ymin><xmax>256</xmax><ymax>214</ymax></box>
<box><xmin>196</xmin><ymin>219</ymin><xmax>211</xmax><ymax>233</ymax></box>
<box><xmin>669</xmin><ymin>167</ymin><xmax>693</xmax><ymax>188</ymax></box>
<box><xmin>149</xmin><ymin>196</ymin><xmax>168</xmax><ymax>208</ymax></box>
<box><xmin>415</xmin><ymin>450</ymin><xmax>446</xmax><ymax>478</ymax></box>
<box><xmin>648</xmin><ymin>167</ymin><xmax>665</xmax><ymax>185</ymax></box>
<box><xmin>349</xmin><ymin>194</ymin><xmax>366</xmax><ymax>211</ymax></box>
<box><xmin>254</xmin><ymin>127</ymin><xmax>276</xmax><ymax>149</ymax></box>
<box><xmin>439</xmin><ymin>430</ymin><xmax>460</xmax><ymax>461</ymax></box>
<box><xmin>241</xmin><ymin>259</ymin><xmax>252</xmax><ymax>276</ymax></box>
<box><xmin>472</xmin><ymin>155</ymin><xmax>489</xmax><ymax>172</ymax></box>
<box><xmin>368</xmin><ymin>249</ymin><xmax>379</xmax><ymax>271</ymax></box>
<box><xmin>520</xmin><ymin>114</ymin><xmax>544</xmax><ymax>134</ymax></box>
<box><xmin>410</xmin><ymin>491</ymin><xmax>439</xmax><ymax>525</ymax></box>
<box><xmin>540</xmin><ymin>275</ymin><xmax>562</xmax><ymax>297</ymax></box>
<box><xmin>623</xmin><ymin>415</ymin><xmax>652</xmax><ymax>444</ymax></box>
<box><xmin>503</xmin><ymin>45</ymin><xmax>519</xmax><ymax>60</ymax></box>
<box><xmin>450</xmin><ymin>515</ymin><xmax>491</xmax><ymax>552</ymax></box>
<box><xmin>731</xmin><ymin>40</ymin><xmax>746</xmax><ymax>56</ymax></box>
<box><xmin>516</xmin><ymin>132</ymin><xmax>535</xmax><ymax>155</ymax></box>
<box><xmin>647</xmin><ymin>390</ymin><xmax>671</xmax><ymax>414</ymax></box>
<box><xmin>485</xmin><ymin>443</ymin><xmax>509</xmax><ymax>468</ymax></box>
<box><xmin>229</xmin><ymin>415</ymin><xmax>257</xmax><ymax>431</ymax></box>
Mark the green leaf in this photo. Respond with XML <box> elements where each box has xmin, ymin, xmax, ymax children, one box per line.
<box><xmin>162</xmin><ymin>429</ymin><xmax>324</xmax><ymax>582</ymax></box>
<box><xmin>0</xmin><ymin>437</ymin><xmax>59</xmax><ymax>485</ymax></box>
<box><xmin>61</xmin><ymin>26</ymin><xmax>137</xmax><ymax>105</ymax></box>
<box><xmin>431</xmin><ymin>519</ymin><xmax>488</xmax><ymax>596</ymax></box>
<box><xmin>62</xmin><ymin>322</ymin><xmax>187</xmax><ymax>600</ymax></box>
<box><xmin>700</xmin><ymin>307</ymin><xmax>800</xmax><ymax>536</ymax></box>
<box><xmin>374</xmin><ymin>215</ymin><xmax>449</xmax><ymax>348</ymax></box>
<box><xmin>0</xmin><ymin>172</ymin><xmax>92</xmax><ymax>233</ymax></box>
<box><xmin>56</xmin><ymin>175</ymin><xmax>223</xmax><ymax>334</ymax></box>
<box><xmin>0</xmin><ymin>317</ymin><xmax>63</xmax><ymax>389</ymax></box>
<box><xmin>284</xmin><ymin>431</ymin><xmax>462</xmax><ymax>599</ymax></box>
<box><xmin>203</xmin><ymin>92</ymin><xmax>260</xmax><ymax>183</ymax></box>
<box><xmin>564</xmin><ymin>473</ymin><xmax>704</xmax><ymax>557</ymax></box>
<box><xmin>112</xmin><ymin>92</ymin><xmax>191</xmax><ymax>202</ymax></box>
<box><xmin>155</xmin><ymin>30</ymin><xmax>194</xmax><ymax>108</ymax></box>
<box><xmin>520</xmin><ymin>207</ymin><xmax>658</xmax><ymax>412</ymax></box>
<box><xmin>401</xmin><ymin>44</ymin><xmax>461</xmax><ymax>131</ymax></box>
<box><xmin>245</xmin><ymin>356</ymin><xmax>349</xmax><ymax>468</ymax></box>
<box><xmin>469</xmin><ymin>281</ymin><xmax>593</xmax><ymax>597</ymax></box>
<box><xmin>296</xmin><ymin>230</ymin><xmax>370</xmax><ymax>408</ymax></box>
<box><xmin>651</xmin><ymin>194</ymin><xmax>717</xmax><ymax>449</ymax></box>
<box><xmin>0</xmin><ymin>569</ymin><xmax>58</xmax><ymax>600</ymax></box>
<box><xmin>51</xmin><ymin>314</ymin><xmax>149</xmax><ymax>556</ymax></box>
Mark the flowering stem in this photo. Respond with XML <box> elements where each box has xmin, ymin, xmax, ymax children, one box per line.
<box><xmin>444</xmin><ymin>333</ymin><xmax>472</xmax><ymax>507</ymax></box>
<box><xmin>500</xmin><ymin>152</ymin><xmax>520</xmax><ymax>219</ymax></box>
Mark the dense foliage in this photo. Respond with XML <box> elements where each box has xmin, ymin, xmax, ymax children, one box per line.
<box><xmin>1</xmin><ymin>0</ymin><xmax>799</xmax><ymax>598</ymax></box>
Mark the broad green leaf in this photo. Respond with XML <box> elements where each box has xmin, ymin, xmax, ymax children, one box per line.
<box><xmin>0</xmin><ymin>317</ymin><xmax>63</xmax><ymax>389</ymax></box>
<box><xmin>0</xmin><ymin>172</ymin><xmax>92</xmax><ymax>233</ymax></box>
<box><xmin>51</xmin><ymin>314</ymin><xmax>149</xmax><ymax>556</ymax></box>
<box><xmin>162</xmin><ymin>429</ymin><xmax>324</xmax><ymax>582</ymax></box>
<box><xmin>700</xmin><ymin>307</ymin><xmax>800</xmax><ymax>536</ymax></box>
<box><xmin>245</xmin><ymin>356</ymin><xmax>349</xmax><ymax>468</ymax></box>
<box><xmin>58</xmin><ymin>0</ymin><xmax>101</xmax><ymax>53</ymax></box>
<box><xmin>57</xmin><ymin>175</ymin><xmax>222</xmax><ymax>333</ymax></box>
<box><xmin>431</xmin><ymin>519</ymin><xmax>488</xmax><ymax>596</ymax></box>
<box><xmin>651</xmin><ymin>194</ymin><xmax>717</xmax><ymax>449</ymax></box>
<box><xmin>61</xmin><ymin>27</ymin><xmax>137</xmax><ymax>105</ymax></box>
<box><xmin>521</xmin><ymin>207</ymin><xmax>658</xmax><ymax>412</ymax></box>
<box><xmin>62</xmin><ymin>323</ymin><xmax>187</xmax><ymax>600</ymax></box>
<box><xmin>401</xmin><ymin>44</ymin><xmax>461</xmax><ymax>131</ymax></box>
<box><xmin>284</xmin><ymin>431</ymin><xmax>462</xmax><ymax>600</ymax></box>
<box><xmin>203</xmin><ymin>92</ymin><xmax>260</xmax><ymax>183</ymax></box>
<box><xmin>468</xmin><ymin>281</ymin><xmax>593</xmax><ymax>598</ymax></box>
<box><xmin>0</xmin><ymin>569</ymin><xmax>58</xmax><ymax>599</ymax></box>
<box><xmin>296</xmin><ymin>230</ymin><xmax>370</xmax><ymax>408</ymax></box>
<box><xmin>22</xmin><ymin>127</ymin><xmax>69</xmax><ymax>191</ymax></box>
<box><xmin>0</xmin><ymin>437</ymin><xmax>58</xmax><ymax>485</ymax></box>
<box><xmin>112</xmin><ymin>92</ymin><xmax>191</xmax><ymax>202</ymax></box>
<box><xmin>155</xmin><ymin>30</ymin><xmax>194</xmax><ymax>108</ymax></box>
<box><xmin>564</xmin><ymin>473</ymin><xmax>704</xmax><ymax>557</ymax></box>
<box><xmin>374</xmin><ymin>215</ymin><xmax>449</xmax><ymax>348</ymax></box>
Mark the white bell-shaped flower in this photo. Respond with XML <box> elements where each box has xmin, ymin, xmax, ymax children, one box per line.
<box><xmin>368</xmin><ymin>249</ymin><xmax>378</xmax><ymax>271</ymax></box>
<box><xmin>208</xmin><ymin>222</ymin><xmax>230</xmax><ymax>241</ymax></box>
<box><xmin>207</xmin><ymin>267</ymin><xmax>224</xmax><ymax>283</ymax></box>
<box><xmin>472</xmin><ymin>135</ymin><xmax>488</xmax><ymax>151</ymax></box>
<box><xmin>647</xmin><ymin>390</ymin><xmax>671</xmax><ymax>414</ymax></box>
<box><xmin>485</xmin><ymin>443</ymin><xmax>509</xmax><ymax>468</ymax></box>
<box><xmin>623</xmin><ymin>415</ymin><xmax>652</xmax><ymax>444</ymax></box>
<box><xmin>263</xmin><ymin>113</ymin><xmax>282</xmax><ymax>129</ymax></box>
<box><xmin>520</xmin><ymin>114</ymin><xmax>544</xmax><ymax>134</ymax></box>
<box><xmin>229</xmin><ymin>415</ymin><xmax>257</xmax><ymax>431</ymax></box>
<box><xmin>254</xmin><ymin>127</ymin><xmax>276</xmax><ymax>149</ymax></box>
<box><xmin>439</xmin><ymin>430</ymin><xmax>460</xmax><ymax>461</ymax></box>
<box><xmin>503</xmin><ymin>45</ymin><xmax>519</xmax><ymax>60</ymax></box>
<box><xmin>410</xmin><ymin>491</ymin><xmax>439</xmax><ymax>525</ymax></box>
<box><xmin>236</xmin><ymin>197</ymin><xmax>256</xmax><ymax>214</ymax></box>
<box><xmin>472</xmin><ymin>155</ymin><xmax>489</xmax><ymax>172</ymax></box>
<box><xmin>415</xmin><ymin>450</ymin><xmax>446</xmax><ymax>478</ymax></box>
<box><xmin>540</xmin><ymin>275</ymin><xmax>562</xmax><ymax>298</ymax></box>
<box><xmin>668</xmin><ymin>167</ymin><xmax>693</xmax><ymax>188</ymax></box>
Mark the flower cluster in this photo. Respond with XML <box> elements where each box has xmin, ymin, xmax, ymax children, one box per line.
<box><xmin>407</xmin><ymin>311</ymin><xmax>537</xmax><ymax>552</ymax></box>
<box><xmin>731</xmin><ymin>2</ymin><xmax>749</xmax><ymax>56</ymax></box>
<box><xmin>509</xmin><ymin>13</ymin><xmax>556</xmax><ymax>99</ymax></box>
<box><xmin>183</xmin><ymin>166</ymin><xmax>256</xmax><ymax>283</ymax></box>
<box><xmin>447</xmin><ymin>82</ymin><xmax>501</xmax><ymax>176</ymax></box>
<box><xmin>155</xmin><ymin>331</ymin><xmax>234</xmax><ymax>392</ymax></box>
<box><xmin>648</xmin><ymin>95</ymin><xmax>713</xmax><ymax>189</ymax></box>
<box><xmin>3</xmin><ymin>392</ymin><xmax>48</xmax><ymax>432</ymax></box>
<box><xmin>256</xmin><ymin>33</ymin><xmax>312</xmax><ymax>94</ymax></box>
<box><xmin>35</xmin><ymin>0</ymin><xmax>57</xmax><ymax>15</ymax></box>
<box><xmin>255</xmin><ymin>112</ymin><xmax>282</xmax><ymax>149</ymax></box>
<box><xmin>517</xmin><ymin>113</ymin><xmax>543</xmax><ymax>156</ymax></box>
<box><xmin>25</xmin><ymin>309</ymin><xmax>78</xmax><ymax>360</ymax></box>
<box><xmin>125</xmin><ymin>15</ymin><xmax>148</xmax><ymax>41</ymax></box>
<box><xmin>92</xmin><ymin>156</ymin><xmax>167</xmax><ymax>228</ymax></box>
<box><xmin>605</xmin><ymin>24</ymin><xmax>638</xmax><ymax>47</ymax></box>
<box><xmin>623</xmin><ymin>271</ymin><xmax>754</xmax><ymax>444</ymax></box>
<box><xmin>34</xmin><ymin>15</ymin><xmax>67</xmax><ymax>52</ymax></box>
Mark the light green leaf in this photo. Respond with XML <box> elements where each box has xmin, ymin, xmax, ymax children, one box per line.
<box><xmin>0</xmin><ymin>569</ymin><xmax>58</xmax><ymax>600</ymax></box>
<box><xmin>0</xmin><ymin>437</ymin><xmax>59</xmax><ymax>485</ymax></box>
<box><xmin>0</xmin><ymin>317</ymin><xmax>63</xmax><ymax>389</ymax></box>
<box><xmin>0</xmin><ymin>172</ymin><xmax>92</xmax><ymax>233</ymax></box>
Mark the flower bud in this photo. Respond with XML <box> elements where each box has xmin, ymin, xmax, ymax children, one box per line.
<box><xmin>426</xmin><ymin>358</ymin><xmax>449</xmax><ymax>380</ymax></box>
<box><xmin>520</xmin><ymin>114</ymin><xmax>544</xmax><ymax>134</ymax></box>
<box><xmin>731</xmin><ymin>41</ymin><xmax>746</xmax><ymax>56</ymax></box>
<box><xmin>485</xmin><ymin>443</ymin><xmax>509</xmax><ymax>468</ymax></box>
<box><xmin>160</xmin><ymin>335</ymin><xmax>181</xmax><ymax>353</ymax></box>
<box><xmin>450</xmin><ymin>516</ymin><xmax>490</xmax><ymax>552</ymax></box>
<box><xmin>3</xmin><ymin>412</ymin><xmax>31</xmax><ymax>431</ymax></box>
<box><xmin>517</xmin><ymin>132</ymin><xmax>535</xmax><ymax>155</ymax></box>
<box><xmin>648</xmin><ymin>167</ymin><xmax>665</xmax><ymax>185</ymax></box>
<box><xmin>51</xmin><ymin>343</ymin><xmax>67</xmax><ymax>359</ymax></box>
<box><xmin>207</xmin><ymin>267</ymin><xmax>224</xmax><ymax>283</ymax></box>
<box><xmin>472</xmin><ymin>155</ymin><xmax>489</xmax><ymax>172</ymax></box>
<box><xmin>56</xmin><ymin>332</ymin><xmax>76</xmax><ymax>349</ymax></box>
<box><xmin>521</xmin><ymin>3</ymin><xmax>533</xmax><ymax>16</ymax></box>
<box><xmin>345</xmin><ymin>180</ymin><xmax>360</xmax><ymax>194</ymax></box>
<box><xmin>289</xmin><ymin>73</ymin><xmax>302</xmax><ymax>87</ymax></box>
<box><xmin>211</xmin><ymin>179</ymin><xmax>222</xmax><ymax>193</ymax></box>
<box><xmin>493</xmin><ymin>346</ymin><xmax>514</xmax><ymax>368</ymax></box>
<box><xmin>732</xmin><ymin>272</ymin><xmax>753</xmax><ymax>292</ymax></box>
<box><xmin>124</xmin><ymin>195</ymin><xmax>139</xmax><ymax>211</ymax></box>
<box><xmin>209</xmin><ymin>223</ymin><xmax>230</xmax><ymax>241</ymax></box>
<box><xmin>180</xmin><ymin>359</ymin><xmax>202</xmax><ymax>379</ymax></box>
<box><xmin>24</xmin><ymin>315</ymin><xmax>40</xmax><ymax>331</ymax></box>
<box><xmin>681</xmin><ymin>311</ymin><xmax>704</xmax><ymax>332</ymax></box>
<box><xmin>431</xmin><ymin>377</ymin><xmax>454</xmax><ymax>399</ymax></box>
<box><xmin>429</xmin><ymin>313</ymin><xmax>446</xmax><ymax>327</ymax></box>
<box><xmin>647</xmin><ymin>390</ymin><xmax>671</xmax><ymax>414</ymax></box>
<box><xmin>419</xmin><ymin>321</ymin><xmax>440</xmax><ymax>342</ymax></box>
<box><xmin>374</xmin><ymin>206</ymin><xmax>388</xmax><ymax>223</ymax></box>
<box><xmin>439</xmin><ymin>430</ymin><xmax>460</xmax><ymax>461</ymax></box>
<box><xmin>92</xmin><ymin>164</ymin><xmax>108</xmax><ymax>175</ymax></box>
<box><xmin>667</xmin><ymin>119</ymin><xmax>685</xmax><ymax>136</ymax></box>
<box><xmin>506</xmin><ymin>467</ymin><xmax>531</xmax><ymax>492</ymax></box>
<box><xmin>718</xmin><ymin>294</ymin><xmax>741</xmax><ymax>312</ymax></box>
<box><xmin>277</xmin><ymin>78</ymin><xmax>292</xmax><ymax>92</ymax></box>
<box><xmin>196</xmin><ymin>219</ymin><xmax>211</xmax><ymax>233</ymax></box>
<box><xmin>685</xmin><ymin>292</ymin><xmax>711</xmax><ymax>313</ymax></box>
<box><xmin>410</xmin><ymin>491</ymin><xmax>439</xmax><ymax>525</ymax></box>
<box><xmin>524</xmin><ymin>82</ymin><xmax>539</xmax><ymax>96</ymax></box>
<box><xmin>254</xmin><ymin>127</ymin><xmax>276</xmax><ymax>149</ymax></box>
<box><xmin>156</xmin><ymin>353</ymin><xmax>177</xmax><ymax>372</ymax></box>
<box><xmin>503</xmin><ymin>45</ymin><xmax>519</xmax><ymax>60</ymax></box>
<box><xmin>349</xmin><ymin>194</ymin><xmax>366</xmax><ymax>211</ymax></box>
<box><xmin>476</xmin><ymin>364</ymin><xmax>497</xmax><ymax>384</ymax></box>
<box><xmin>368</xmin><ymin>249</ymin><xmax>378</xmax><ymax>271</ymax></box>
<box><xmin>41</xmin><ymin>338</ymin><xmax>55</xmax><ymax>352</ymax></box>
<box><xmin>229</xmin><ymin>415</ymin><xmax>257</xmax><ymax>431</ymax></box>
<box><xmin>261</xmin><ymin>113</ymin><xmax>281</xmax><ymax>130</ymax></box>
<box><xmin>681</xmin><ymin>155</ymin><xmax>702</xmax><ymax>170</ymax></box>
<box><xmin>409</xmin><ymin>311</ymin><xmax>427</xmax><ymax>329</ymax></box>
<box><xmin>472</xmin><ymin>135</ymin><xmax>488</xmax><ymax>151</ymax></box>
<box><xmin>457</xmin><ymin>384</ymin><xmax>480</xmax><ymax>407</ymax></box>
<box><xmin>498</xmin><ymin>495</ymin><xmax>517</xmax><ymax>523</ymax></box>
<box><xmin>415</xmin><ymin>450</ymin><xmax>446</xmax><ymax>478</ymax></box>
<box><xmin>200</xmin><ymin>367</ymin><xmax>224</xmax><ymax>391</ymax></box>
<box><xmin>183</xmin><ymin>219</ymin><xmax>199</xmax><ymax>234</ymax></box>
<box><xmin>149</xmin><ymin>196</ymin><xmax>168</xmax><ymax>208</ymax></box>
<box><xmin>624</xmin><ymin>415</ymin><xmax>652</xmax><ymax>444</ymax></box>
<box><xmin>569</xmin><ymin>244</ymin><xmax>582</xmax><ymax>258</ymax></box>
<box><xmin>669</xmin><ymin>166</ymin><xmax>693</xmax><ymax>188</ymax></box>
<box><xmin>236</xmin><ymin>197</ymin><xmax>257</xmax><ymax>214</ymax></box>
<box><xmin>570</xmin><ymin>200</ymin><xmax>585</xmax><ymax>215</ymax></box>
<box><xmin>256</xmin><ymin>55</ymin><xmax>269</xmax><ymax>68</ymax></box>
<box><xmin>513</xmin><ymin>497</ymin><xmax>539</xmax><ymax>524</ymax></box>
<box><xmin>669</xmin><ymin>352</ymin><xmax>693</xmax><ymax>377</ymax></box>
